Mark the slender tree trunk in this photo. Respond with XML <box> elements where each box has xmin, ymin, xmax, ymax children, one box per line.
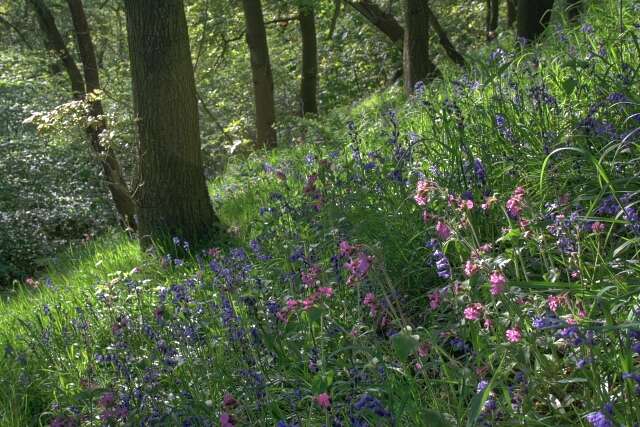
<box><xmin>299</xmin><ymin>4</ymin><xmax>318</xmax><ymax>116</ymax></box>
<box><xmin>28</xmin><ymin>0</ymin><xmax>136</xmax><ymax>229</ymax></box>
<box><xmin>241</xmin><ymin>0</ymin><xmax>277</xmax><ymax>148</ymax></box>
<box><xmin>486</xmin><ymin>0</ymin><xmax>499</xmax><ymax>40</ymax></box>
<box><xmin>28</xmin><ymin>0</ymin><xmax>84</xmax><ymax>98</ymax></box>
<box><xmin>566</xmin><ymin>0</ymin><xmax>582</xmax><ymax>22</ymax></box>
<box><xmin>327</xmin><ymin>0</ymin><xmax>341</xmax><ymax>39</ymax></box>
<box><xmin>425</xmin><ymin>6</ymin><xmax>465</xmax><ymax>67</ymax></box>
<box><xmin>0</xmin><ymin>14</ymin><xmax>33</xmax><ymax>49</ymax></box>
<box><xmin>507</xmin><ymin>0</ymin><xmax>517</xmax><ymax>27</ymax></box>
<box><xmin>343</xmin><ymin>0</ymin><xmax>403</xmax><ymax>45</ymax></box>
<box><xmin>403</xmin><ymin>0</ymin><xmax>434</xmax><ymax>95</ymax></box>
<box><xmin>123</xmin><ymin>0</ymin><xmax>220</xmax><ymax>246</ymax></box>
<box><xmin>517</xmin><ymin>0</ymin><xmax>554</xmax><ymax>42</ymax></box>
<box><xmin>67</xmin><ymin>0</ymin><xmax>136</xmax><ymax>229</ymax></box>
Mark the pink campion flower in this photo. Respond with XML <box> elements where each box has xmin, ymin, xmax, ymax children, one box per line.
<box><xmin>464</xmin><ymin>260</ymin><xmax>479</xmax><ymax>277</ymax></box>
<box><xmin>223</xmin><ymin>394</ymin><xmax>238</xmax><ymax>408</ymax></box>
<box><xmin>363</xmin><ymin>292</ymin><xmax>378</xmax><ymax>317</ymax></box>
<box><xmin>489</xmin><ymin>271</ymin><xmax>506</xmax><ymax>296</ymax></box>
<box><xmin>429</xmin><ymin>290</ymin><xmax>441</xmax><ymax>310</ymax></box>
<box><xmin>301</xmin><ymin>265</ymin><xmax>321</xmax><ymax>288</ymax></box>
<box><xmin>463</xmin><ymin>303</ymin><xmax>484</xmax><ymax>321</ymax></box>
<box><xmin>435</xmin><ymin>221</ymin><xmax>452</xmax><ymax>240</ymax></box>
<box><xmin>418</xmin><ymin>343</ymin><xmax>430</xmax><ymax>358</ymax></box>
<box><xmin>208</xmin><ymin>247</ymin><xmax>222</xmax><ymax>258</ymax></box>
<box><xmin>315</xmin><ymin>393</ymin><xmax>331</xmax><ymax>409</ymax></box>
<box><xmin>286</xmin><ymin>299</ymin><xmax>299</xmax><ymax>311</ymax></box>
<box><xmin>345</xmin><ymin>252</ymin><xmax>374</xmax><ymax>284</ymax></box>
<box><xmin>547</xmin><ymin>295</ymin><xmax>561</xmax><ymax>313</ymax></box>
<box><xmin>479</xmin><ymin>243</ymin><xmax>492</xmax><ymax>254</ymax></box>
<box><xmin>506</xmin><ymin>186</ymin><xmax>526</xmax><ymax>219</ymax></box>
<box><xmin>505</xmin><ymin>328</ymin><xmax>522</xmax><ymax>343</ymax></box>
<box><xmin>422</xmin><ymin>210</ymin><xmax>432</xmax><ymax>223</ymax></box>
<box><xmin>302</xmin><ymin>295</ymin><xmax>318</xmax><ymax>310</ymax></box>
<box><xmin>591</xmin><ymin>221</ymin><xmax>605</xmax><ymax>233</ymax></box>
<box><xmin>415</xmin><ymin>362</ymin><xmax>423</xmax><ymax>370</ymax></box>
<box><xmin>460</xmin><ymin>199</ymin><xmax>474</xmax><ymax>210</ymax></box>
<box><xmin>414</xmin><ymin>180</ymin><xmax>434</xmax><ymax>206</ymax></box>
<box><xmin>318</xmin><ymin>287</ymin><xmax>334</xmax><ymax>298</ymax></box>
<box><xmin>220</xmin><ymin>412</ymin><xmax>235</xmax><ymax>427</ymax></box>
<box><xmin>571</xmin><ymin>270</ymin><xmax>581</xmax><ymax>280</ymax></box>
<box><xmin>339</xmin><ymin>240</ymin><xmax>354</xmax><ymax>257</ymax></box>
<box><xmin>483</xmin><ymin>318</ymin><xmax>493</xmax><ymax>330</ymax></box>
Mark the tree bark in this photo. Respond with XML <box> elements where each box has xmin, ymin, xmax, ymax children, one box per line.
<box><xmin>486</xmin><ymin>0</ymin><xmax>499</xmax><ymax>40</ymax></box>
<box><xmin>566</xmin><ymin>0</ymin><xmax>582</xmax><ymax>23</ymax></box>
<box><xmin>343</xmin><ymin>0</ymin><xmax>403</xmax><ymax>45</ymax></box>
<box><xmin>299</xmin><ymin>4</ymin><xmax>318</xmax><ymax>116</ymax></box>
<box><xmin>517</xmin><ymin>0</ymin><xmax>554</xmax><ymax>42</ymax></box>
<box><xmin>67</xmin><ymin>0</ymin><xmax>136</xmax><ymax>229</ymax></box>
<box><xmin>241</xmin><ymin>0</ymin><xmax>277</xmax><ymax>148</ymax></box>
<box><xmin>507</xmin><ymin>0</ymin><xmax>517</xmax><ymax>27</ymax></box>
<box><xmin>29</xmin><ymin>0</ymin><xmax>136</xmax><ymax>229</ymax></box>
<box><xmin>425</xmin><ymin>6</ymin><xmax>465</xmax><ymax>67</ymax></box>
<box><xmin>123</xmin><ymin>0</ymin><xmax>220</xmax><ymax>246</ymax></box>
<box><xmin>403</xmin><ymin>0</ymin><xmax>434</xmax><ymax>95</ymax></box>
<box><xmin>27</xmin><ymin>0</ymin><xmax>85</xmax><ymax>98</ymax></box>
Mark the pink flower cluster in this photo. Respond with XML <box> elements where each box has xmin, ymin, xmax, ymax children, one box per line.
<box><xmin>363</xmin><ymin>292</ymin><xmax>378</xmax><ymax>317</ymax></box>
<box><xmin>463</xmin><ymin>303</ymin><xmax>484</xmax><ymax>321</ymax></box>
<box><xmin>344</xmin><ymin>252</ymin><xmax>374</xmax><ymax>285</ymax></box>
<box><xmin>276</xmin><ymin>287</ymin><xmax>334</xmax><ymax>322</ymax></box>
<box><xmin>506</xmin><ymin>186</ymin><xmax>526</xmax><ymax>219</ymax></box>
<box><xmin>489</xmin><ymin>271</ymin><xmax>506</xmax><ymax>296</ymax></box>
<box><xmin>414</xmin><ymin>180</ymin><xmax>435</xmax><ymax>206</ymax></box>
<box><xmin>505</xmin><ymin>327</ymin><xmax>522</xmax><ymax>343</ymax></box>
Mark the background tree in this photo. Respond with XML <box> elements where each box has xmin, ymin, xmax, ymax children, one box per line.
<box><xmin>28</xmin><ymin>0</ymin><xmax>136</xmax><ymax>228</ymax></box>
<box><xmin>517</xmin><ymin>0</ymin><xmax>554</xmax><ymax>42</ymax></box>
<box><xmin>402</xmin><ymin>0</ymin><xmax>435</xmax><ymax>95</ymax></box>
<box><xmin>123</xmin><ymin>0</ymin><xmax>220</xmax><ymax>246</ymax></box>
<box><xmin>241</xmin><ymin>0</ymin><xmax>277</xmax><ymax>148</ymax></box>
<box><xmin>566</xmin><ymin>0</ymin><xmax>583</xmax><ymax>22</ymax></box>
<box><xmin>507</xmin><ymin>0</ymin><xmax>517</xmax><ymax>27</ymax></box>
<box><xmin>299</xmin><ymin>1</ymin><xmax>318</xmax><ymax>116</ymax></box>
<box><xmin>486</xmin><ymin>0</ymin><xmax>499</xmax><ymax>40</ymax></box>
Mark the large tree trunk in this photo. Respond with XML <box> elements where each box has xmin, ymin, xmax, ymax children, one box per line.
<box><xmin>28</xmin><ymin>0</ymin><xmax>136</xmax><ymax>229</ymax></box>
<box><xmin>123</xmin><ymin>0</ymin><xmax>220</xmax><ymax>246</ymax></box>
<box><xmin>299</xmin><ymin>4</ymin><xmax>318</xmax><ymax>116</ymax></box>
<box><xmin>507</xmin><ymin>0</ymin><xmax>517</xmax><ymax>27</ymax></box>
<box><xmin>486</xmin><ymin>0</ymin><xmax>499</xmax><ymax>40</ymax></box>
<box><xmin>403</xmin><ymin>0</ymin><xmax>434</xmax><ymax>95</ymax></box>
<box><xmin>67</xmin><ymin>0</ymin><xmax>136</xmax><ymax>230</ymax></box>
<box><xmin>517</xmin><ymin>0</ymin><xmax>554</xmax><ymax>42</ymax></box>
<box><xmin>241</xmin><ymin>0</ymin><xmax>277</xmax><ymax>148</ymax></box>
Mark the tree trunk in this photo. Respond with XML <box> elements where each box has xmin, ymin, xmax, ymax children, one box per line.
<box><xmin>343</xmin><ymin>0</ymin><xmax>403</xmax><ymax>45</ymax></box>
<box><xmin>67</xmin><ymin>0</ymin><xmax>136</xmax><ymax>229</ymax></box>
<box><xmin>123</xmin><ymin>0</ymin><xmax>220</xmax><ymax>246</ymax></box>
<box><xmin>566</xmin><ymin>0</ymin><xmax>582</xmax><ymax>22</ymax></box>
<box><xmin>517</xmin><ymin>0</ymin><xmax>554</xmax><ymax>43</ymax></box>
<box><xmin>403</xmin><ymin>0</ymin><xmax>434</xmax><ymax>95</ymax></box>
<box><xmin>29</xmin><ymin>0</ymin><xmax>136</xmax><ymax>229</ymax></box>
<box><xmin>299</xmin><ymin>4</ymin><xmax>318</xmax><ymax>116</ymax></box>
<box><xmin>241</xmin><ymin>0</ymin><xmax>277</xmax><ymax>148</ymax></box>
<box><xmin>486</xmin><ymin>0</ymin><xmax>499</xmax><ymax>40</ymax></box>
<box><xmin>28</xmin><ymin>0</ymin><xmax>85</xmax><ymax>98</ymax></box>
<box><xmin>507</xmin><ymin>0</ymin><xmax>517</xmax><ymax>27</ymax></box>
<box><xmin>425</xmin><ymin>6</ymin><xmax>465</xmax><ymax>67</ymax></box>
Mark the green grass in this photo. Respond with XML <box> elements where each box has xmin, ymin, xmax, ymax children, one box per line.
<box><xmin>1</xmin><ymin>1</ymin><xmax>640</xmax><ymax>426</ymax></box>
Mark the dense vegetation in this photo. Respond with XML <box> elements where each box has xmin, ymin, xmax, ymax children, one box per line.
<box><xmin>1</xmin><ymin>0</ymin><xmax>639</xmax><ymax>426</ymax></box>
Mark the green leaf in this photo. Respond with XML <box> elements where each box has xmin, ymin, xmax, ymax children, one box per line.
<box><xmin>421</xmin><ymin>409</ymin><xmax>452</xmax><ymax>427</ymax></box>
<box><xmin>391</xmin><ymin>333</ymin><xmax>419</xmax><ymax>361</ymax></box>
